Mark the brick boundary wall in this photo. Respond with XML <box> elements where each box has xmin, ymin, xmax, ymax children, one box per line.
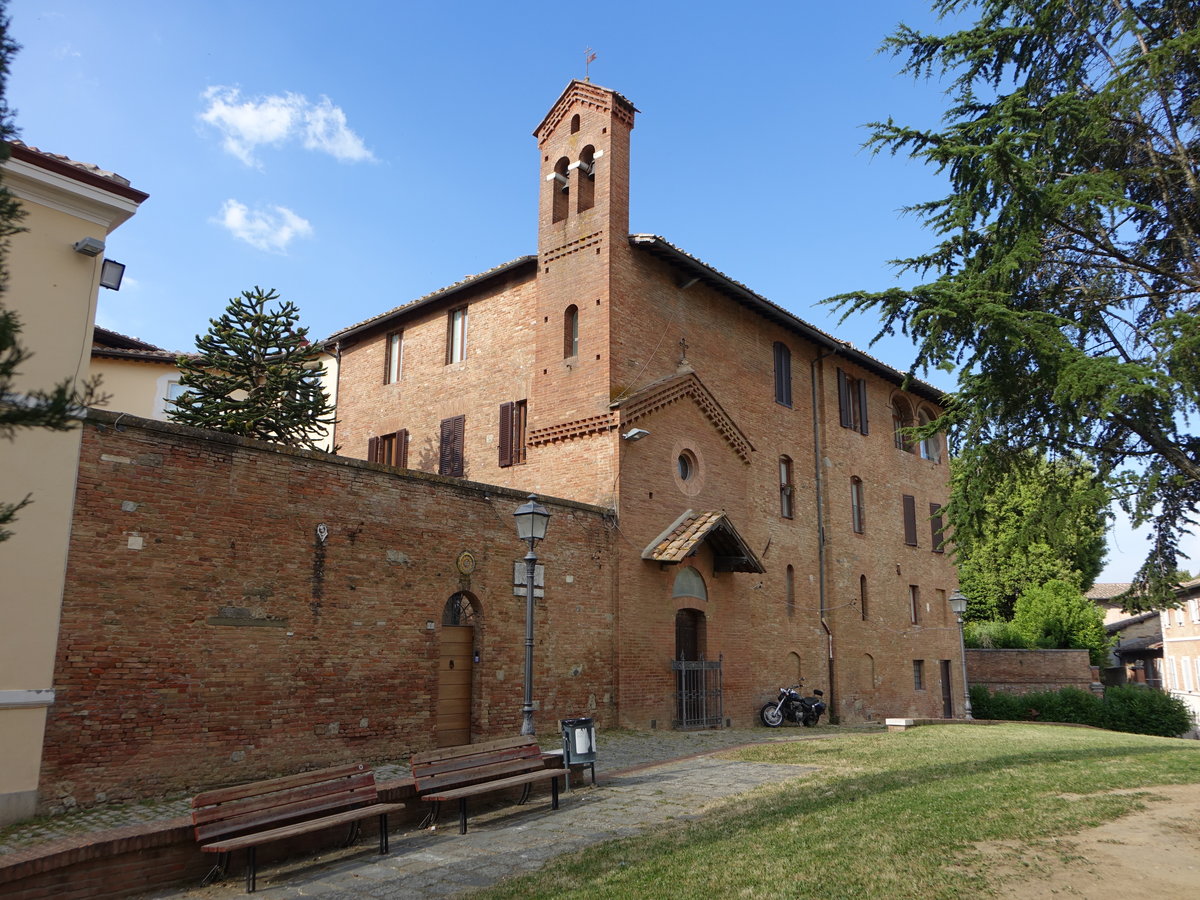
<box><xmin>41</xmin><ymin>411</ymin><xmax>617</xmax><ymax>813</ymax></box>
<box><xmin>966</xmin><ymin>649</ymin><xmax>1098</xmax><ymax>695</ymax></box>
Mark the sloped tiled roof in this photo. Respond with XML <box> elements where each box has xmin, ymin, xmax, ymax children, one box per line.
<box><xmin>326</xmin><ymin>256</ymin><xmax>537</xmax><ymax>343</ymax></box>
<box><xmin>7</xmin><ymin>141</ymin><xmax>148</xmax><ymax>202</ymax></box>
<box><xmin>1087</xmin><ymin>583</ymin><xmax>1135</xmax><ymax>601</ymax></box>
<box><xmin>642</xmin><ymin>510</ymin><xmax>764</xmax><ymax>573</ymax></box>
<box><xmin>91</xmin><ymin>326</ymin><xmax>188</xmax><ymax>363</ymax></box>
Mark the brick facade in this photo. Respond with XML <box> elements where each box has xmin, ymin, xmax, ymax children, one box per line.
<box><xmin>328</xmin><ymin>81</ymin><xmax>963</xmax><ymax>732</ymax></box>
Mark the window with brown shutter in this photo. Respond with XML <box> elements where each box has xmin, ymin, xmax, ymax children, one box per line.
<box><xmin>369</xmin><ymin>429</ymin><xmax>409</xmax><ymax>467</ymax></box>
<box><xmin>439</xmin><ymin>415</ymin><xmax>465</xmax><ymax>477</ymax></box>
<box><xmin>902</xmin><ymin>494</ymin><xmax>918</xmax><ymax>546</ymax></box>
<box><xmin>498</xmin><ymin>401</ymin><xmax>527</xmax><ymax>467</ymax></box>
<box><xmin>930</xmin><ymin>503</ymin><xmax>945</xmax><ymax>553</ymax></box>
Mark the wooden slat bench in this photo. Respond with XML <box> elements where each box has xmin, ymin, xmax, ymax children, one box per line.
<box><xmin>411</xmin><ymin>735</ymin><xmax>564</xmax><ymax>834</ymax></box>
<box><xmin>191</xmin><ymin>763</ymin><xmax>406</xmax><ymax>893</ymax></box>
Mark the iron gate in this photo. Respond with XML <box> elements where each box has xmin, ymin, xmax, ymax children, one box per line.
<box><xmin>671</xmin><ymin>655</ymin><xmax>723</xmax><ymax>729</ymax></box>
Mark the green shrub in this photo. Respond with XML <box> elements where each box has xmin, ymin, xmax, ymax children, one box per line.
<box><xmin>1013</xmin><ymin>579</ymin><xmax>1113</xmax><ymax>666</ymax></box>
<box><xmin>1101</xmin><ymin>684</ymin><xmax>1195</xmax><ymax>738</ymax></box>
<box><xmin>964</xmin><ymin>620</ymin><xmax>1032</xmax><ymax>650</ymax></box>
<box><xmin>969</xmin><ymin>684</ymin><xmax>1195</xmax><ymax>737</ymax></box>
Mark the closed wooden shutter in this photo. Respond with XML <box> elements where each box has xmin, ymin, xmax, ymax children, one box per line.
<box><xmin>498</xmin><ymin>402</ymin><xmax>514</xmax><ymax>467</ymax></box>
<box><xmin>857</xmin><ymin>379</ymin><xmax>869</xmax><ymax>434</ymax></box>
<box><xmin>929</xmin><ymin>503</ymin><xmax>945</xmax><ymax>553</ymax></box>
<box><xmin>903</xmin><ymin>494</ymin><xmax>918</xmax><ymax>546</ymax></box>
<box><xmin>838</xmin><ymin>369</ymin><xmax>853</xmax><ymax>428</ymax></box>
<box><xmin>440</xmin><ymin>416</ymin><xmax>465</xmax><ymax>477</ymax></box>
<box><xmin>367</xmin><ymin>436</ymin><xmax>380</xmax><ymax>463</ymax></box>
<box><xmin>396</xmin><ymin>428</ymin><xmax>409</xmax><ymax>469</ymax></box>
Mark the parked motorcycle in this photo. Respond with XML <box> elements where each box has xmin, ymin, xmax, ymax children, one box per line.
<box><xmin>759</xmin><ymin>684</ymin><xmax>826</xmax><ymax>727</ymax></box>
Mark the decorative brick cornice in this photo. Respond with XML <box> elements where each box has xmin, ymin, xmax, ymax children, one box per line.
<box><xmin>542</xmin><ymin>230</ymin><xmax>604</xmax><ymax>264</ymax></box>
<box><xmin>528</xmin><ymin>412</ymin><xmax>618</xmax><ymax>446</ymax></box>
<box><xmin>533</xmin><ymin>81</ymin><xmax>637</xmax><ymax>145</ymax></box>
<box><xmin>615</xmin><ymin>372</ymin><xmax>753</xmax><ymax>463</ymax></box>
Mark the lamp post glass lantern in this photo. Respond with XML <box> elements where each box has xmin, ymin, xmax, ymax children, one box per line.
<box><xmin>949</xmin><ymin>590</ymin><xmax>973</xmax><ymax>719</ymax></box>
<box><xmin>514</xmin><ymin>495</ymin><xmax>551</xmax><ymax>735</ymax></box>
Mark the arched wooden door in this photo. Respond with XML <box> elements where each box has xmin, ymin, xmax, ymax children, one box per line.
<box><xmin>437</xmin><ymin>592</ymin><xmax>477</xmax><ymax>747</ymax></box>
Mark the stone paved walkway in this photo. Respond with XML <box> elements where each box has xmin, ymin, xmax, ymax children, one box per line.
<box><xmin>114</xmin><ymin>726</ymin><xmax>851</xmax><ymax>899</ymax></box>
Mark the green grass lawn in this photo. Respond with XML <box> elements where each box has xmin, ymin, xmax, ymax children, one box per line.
<box><xmin>478</xmin><ymin>724</ymin><xmax>1200</xmax><ymax>899</ymax></box>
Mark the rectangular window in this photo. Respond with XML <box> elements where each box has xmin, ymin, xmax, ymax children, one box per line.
<box><xmin>837</xmin><ymin>367</ymin><xmax>868</xmax><ymax>434</ymax></box>
<box><xmin>447</xmin><ymin>306</ymin><xmax>468</xmax><ymax>364</ymax></box>
<box><xmin>902</xmin><ymin>494</ymin><xmax>918</xmax><ymax>546</ymax></box>
<box><xmin>773</xmin><ymin>342</ymin><xmax>792</xmax><ymax>407</ymax></box>
<box><xmin>1183</xmin><ymin>657</ymin><xmax>1195</xmax><ymax>693</ymax></box>
<box><xmin>779</xmin><ymin>456</ymin><xmax>794</xmax><ymax>519</ymax></box>
<box><xmin>850</xmin><ymin>477</ymin><xmax>865</xmax><ymax>534</ymax></box>
<box><xmin>913</xmin><ymin>660</ymin><xmax>925</xmax><ymax>691</ymax></box>
<box><xmin>929</xmin><ymin>503</ymin><xmax>945</xmax><ymax>553</ymax></box>
<box><xmin>1191</xmin><ymin>598</ymin><xmax>1200</xmax><ymax>622</ymax></box>
<box><xmin>368</xmin><ymin>429</ymin><xmax>409</xmax><ymax>468</ymax></box>
<box><xmin>498</xmin><ymin>400</ymin><xmax>528</xmax><ymax>467</ymax></box>
<box><xmin>936</xmin><ymin>588</ymin><xmax>947</xmax><ymax>625</ymax></box>
<box><xmin>439</xmin><ymin>415</ymin><xmax>465</xmax><ymax>477</ymax></box>
<box><xmin>909</xmin><ymin>584</ymin><xmax>920</xmax><ymax>624</ymax></box>
<box><xmin>385</xmin><ymin>331</ymin><xmax>403</xmax><ymax>384</ymax></box>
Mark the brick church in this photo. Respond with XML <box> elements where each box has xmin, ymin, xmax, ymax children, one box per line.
<box><xmin>327</xmin><ymin>80</ymin><xmax>961</xmax><ymax>732</ymax></box>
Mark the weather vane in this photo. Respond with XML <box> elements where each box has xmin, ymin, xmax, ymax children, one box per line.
<box><xmin>585</xmin><ymin>47</ymin><xmax>597</xmax><ymax>81</ymax></box>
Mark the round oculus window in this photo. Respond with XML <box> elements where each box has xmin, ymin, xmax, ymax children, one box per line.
<box><xmin>677</xmin><ymin>451</ymin><xmax>696</xmax><ymax>481</ymax></box>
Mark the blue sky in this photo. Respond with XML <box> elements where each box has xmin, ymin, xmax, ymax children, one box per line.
<box><xmin>7</xmin><ymin>0</ymin><xmax>1187</xmax><ymax>581</ymax></box>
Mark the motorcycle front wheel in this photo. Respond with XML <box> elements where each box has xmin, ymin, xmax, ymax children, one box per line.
<box><xmin>760</xmin><ymin>703</ymin><xmax>785</xmax><ymax>727</ymax></box>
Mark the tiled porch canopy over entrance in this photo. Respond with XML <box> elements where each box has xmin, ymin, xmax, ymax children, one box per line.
<box><xmin>642</xmin><ymin>510</ymin><xmax>765</xmax><ymax>573</ymax></box>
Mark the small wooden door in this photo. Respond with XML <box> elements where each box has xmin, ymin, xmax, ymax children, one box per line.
<box><xmin>940</xmin><ymin>659</ymin><xmax>954</xmax><ymax>718</ymax></box>
<box><xmin>437</xmin><ymin>625</ymin><xmax>473</xmax><ymax>747</ymax></box>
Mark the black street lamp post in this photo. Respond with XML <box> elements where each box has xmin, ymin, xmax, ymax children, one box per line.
<box><xmin>948</xmin><ymin>590</ymin><xmax>973</xmax><ymax>720</ymax></box>
<box><xmin>513</xmin><ymin>494</ymin><xmax>551</xmax><ymax>736</ymax></box>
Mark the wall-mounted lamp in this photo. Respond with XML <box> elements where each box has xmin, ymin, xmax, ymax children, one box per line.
<box><xmin>622</xmin><ymin>428</ymin><xmax>650</xmax><ymax>442</ymax></box>
<box><xmin>100</xmin><ymin>259</ymin><xmax>126</xmax><ymax>291</ymax></box>
<box><xmin>73</xmin><ymin>237</ymin><xmax>105</xmax><ymax>256</ymax></box>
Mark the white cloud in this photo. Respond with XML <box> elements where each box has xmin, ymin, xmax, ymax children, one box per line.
<box><xmin>216</xmin><ymin>199</ymin><xmax>313</xmax><ymax>253</ymax></box>
<box><xmin>200</xmin><ymin>86</ymin><xmax>374</xmax><ymax>167</ymax></box>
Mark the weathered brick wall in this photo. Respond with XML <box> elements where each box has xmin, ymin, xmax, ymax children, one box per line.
<box><xmin>966</xmin><ymin>649</ymin><xmax>1096</xmax><ymax>694</ymax></box>
<box><xmin>42</xmin><ymin>412</ymin><xmax>615</xmax><ymax>811</ymax></box>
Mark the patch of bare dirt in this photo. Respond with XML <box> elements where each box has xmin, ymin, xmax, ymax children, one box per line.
<box><xmin>979</xmin><ymin>783</ymin><xmax>1200</xmax><ymax>897</ymax></box>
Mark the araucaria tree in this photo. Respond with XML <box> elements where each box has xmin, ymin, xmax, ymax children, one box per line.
<box><xmin>170</xmin><ymin>287</ymin><xmax>335</xmax><ymax>450</ymax></box>
<box><xmin>830</xmin><ymin>1</ymin><xmax>1200</xmax><ymax>608</ymax></box>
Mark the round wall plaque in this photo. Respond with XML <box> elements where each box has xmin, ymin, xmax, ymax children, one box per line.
<box><xmin>456</xmin><ymin>551</ymin><xmax>477</xmax><ymax>575</ymax></box>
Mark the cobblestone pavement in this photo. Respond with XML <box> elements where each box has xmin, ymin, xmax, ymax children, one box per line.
<box><xmin>119</xmin><ymin>726</ymin><xmax>851</xmax><ymax>899</ymax></box>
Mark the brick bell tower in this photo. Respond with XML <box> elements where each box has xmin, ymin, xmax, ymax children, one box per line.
<box><xmin>530</xmin><ymin>81</ymin><xmax>636</xmax><ymax>431</ymax></box>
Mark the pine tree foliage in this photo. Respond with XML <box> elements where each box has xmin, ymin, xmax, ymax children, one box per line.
<box><xmin>952</xmin><ymin>451</ymin><xmax>1110</xmax><ymax>620</ymax></box>
<box><xmin>169</xmin><ymin>286</ymin><xmax>335</xmax><ymax>450</ymax></box>
<box><xmin>829</xmin><ymin>1</ymin><xmax>1200</xmax><ymax>609</ymax></box>
<box><xmin>0</xmin><ymin>2</ymin><xmax>103</xmax><ymax>541</ymax></box>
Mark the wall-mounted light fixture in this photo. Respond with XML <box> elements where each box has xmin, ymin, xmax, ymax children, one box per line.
<box><xmin>73</xmin><ymin>237</ymin><xmax>105</xmax><ymax>256</ymax></box>
<box><xmin>99</xmin><ymin>259</ymin><xmax>126</xmax><ymax>291</ymax></box>
<box><xmin>621</xmin><ymin>428</ymin><xmax>650</xmax><ymax>442</ymax></box>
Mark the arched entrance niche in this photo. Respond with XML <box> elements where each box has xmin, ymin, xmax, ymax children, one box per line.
<box><xmin>672</xmin><ymin>566</ymin><xmax>708</xmax><ymax>661</ymax></box>
<box><xmin>437</xmin><ymin>591</ymin><xmax>481</xmax><ymax>747</ymax></box>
